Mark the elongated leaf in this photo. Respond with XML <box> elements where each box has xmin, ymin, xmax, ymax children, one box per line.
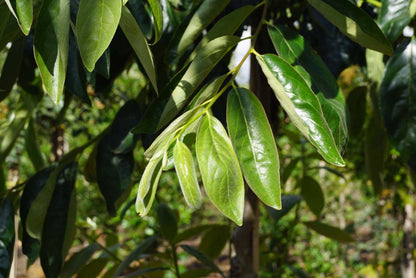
<box><xmin>120</xmin><ymin>6</ymin><xmax>158</xmax><ymax>94</ymax></box>
<box><xmin>0</xmin><ymin>198</ymin><xmax>15</xmax><ymax>278</ymax></box>
<box><xmin>180</xmin><ymin>244</ymin><xmax>224</xmax><ymax>277</ymax></box>
<box><xmin>159</xmin><ymin>35</ymin><xmax>240</xmax><ymax>129</ymax></box>
<box><xmin>0</xmin><ymin>37</ymin><xmax>24</xmax><ymax>101</ymax></box>
<box><xmin>303</xmin><ymin>221</ymin><xmax>354</xmax><ymax>242</ymax></box>
<box><xmin>173</xmin><ymin>224</ymin><xmax>214</xmax><ymax>244</ymax></box>
<box><xmin>177</xmin><ymin>0</ymin><xmax>231</xmax><ymax>57</ymax></box>
<box><xmin>96</xmin><ymin>49</ymin><xmax>110</xmax><ymax>79</ymax></box>
<box><xmin>75</xmin><ymin>258</ymin><xmax>109</xmax><ymax>278</ymax></box>
<box><xmin>40</xmin><ymin>163</ymin><xmax>78</xmax><ymax>278</ymax></box>
<box><xmin>346</xmin><ymin>86</ymin><xmax>367</xmax><ymax>136</ymax></box>
<box><xmin>270</xmin><ymin>195</ymin><xmax>302</xmax><ymax>221</ymax></box>
<box><xmin>76</xmin><ymin>0</ymin><xmax>121</xmax><ymax>71</ymax></box>
<box><xmin>148</xmin><ymin>0</ymin><xmax>162</xmax><ymax>43</ymax></box>
<box><xmin>5</xmin><ymin>0</ymin><xmax>32</xmax><ymax>35</ymax></box>
<box><xmin>198</xmin><ymin>225</ymin><xmax>228</xmax><ymax>259</ymax></box>
<box><xmin>378</xmin><ymin>0</ymin><xmax>410</xmax><ymax>43</ymax></box>
<box><xmin>33</xmin><ymin>0</ymin><xmax>70</xmax><ymax>104</ymax></box>
<box><xmin>307</xmin><ymin>0</ymin><xmax>393</xmax><ymax>55</ymax></box>
<box><xmin>196</xmin><ymin>114</ymin><xmax>244</xmax><ymax>225</ymax></box>
<box><xmin>268</xmin><ymin>25</ymin><xmax>348</xmax><ymax>150</ymax></box>
<box><xmin>379</xmin><ymin>38</ymin><xmax>416</xmax><ymax>166</ymax></box>
<box><xmin>0</xmin><ymin>6</ymin><xmax>11</xmax><ymax>41</ymax></box>
<box><xmin>61</xmin><ymin>243</ymin><xmax>100</xmax><ymax>278</ymax></box>
<box><xmin>299</xmin><ymin>176</ymin><xmax>324</xmax><ymax>217</ymax></box>
<box><xmin>173</xmin><ymin>141</ymin><xmax>202</xmax><ymax>209</ymax></box>
<box><xmin>227</xmin><ymin>88</ymin><xmax>281</xmax><ymax>209</ymax></box>
<box><xmin>157</xmin><ymin>203</ymin><xmax>177</xmax><ymax>242</ymax></box>
<box><xmin>257</xmin><ymin>54</ymin><xmax>344</xmax><ymax>166</ymax></box>
<box><xmin>25</xmin><ymin>118</ymin><xmax>46</xmax><ymax>171</ymax></box>
<box><xmin>189</xmin><ymin>74</ymin><xmax>227</xmax><ymax>109</ymax></box>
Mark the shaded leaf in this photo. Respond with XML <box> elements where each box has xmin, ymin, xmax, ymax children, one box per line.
<box><xmin>61</xmin><ymin>243</ymin><xmax>100</xmax><ymax>278</ymax></box>
<box><xmin>346</xmin><ymin>86</ymin><xmax>367</xmax><ymax>136</ymax></box>
<box><xmin>25</xmin><ymin>118</ymin><xmax>46</xmax><ymax>172</ymax></box>
<box><xmin>5</xmin><ymin>0</ymin><xmax>32</xmax><ymax>35</ymax></box>
<box><xmin>157</xmin><ymin>203</ymin><xmax>178</xmax><ymax>242</ymax></box>
<box><xmin>189</xmin><ymin>74</ymin><xmax>227</xmax><ymax>109</ymax></box>
<box><xmin>270</xmin><ymin>195</ymin><xmax>302</xmax><ymax>222</ymax></box>
<box><xmin>198</xmin><ymin>225</ymin><xmax>228</xmax><ymax>259</ymax></box>
<box><xmin>0</xmin><ymin>37</ymin><xmax>24</xmax><ymax>101</ymax></box>
<box><xmin>303</xmin><ymin>221</ymin><xmax>354</xmax><ymax>242</ymax></box>
<box><xmin>180</xmin><ymin>244</ymin><xmax>224</xmax><ymax>277</ymax></box>
<box><xmin>75</xmin><ymin>258</ymin><xmax>109</xmax><ymax>278</ymax></box>
<box><xmin>0</xmin><ymin>198</ymin><xmax>15</xmax><ymax>278</ymax></box>
<box><xmin>378</xmin><ymin>0</ymin><xmax>411</xmax><ymax>43</ymax></box>
<box><xmin>299</xmin><ymin>176</ymin><xmax>324</xmax><ymax>217</ymax></box>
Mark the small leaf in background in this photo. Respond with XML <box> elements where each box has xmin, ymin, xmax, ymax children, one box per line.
<box><xmin>257</xmin><ymin>54</ymin><xmax>344</xmax><ymax>167</ymax></box>
<box><xmin>307</xmin><ymin>0</ymin><xmax>393</xmax><ymax>55</ymax></box>
<box><xmin>5</xmin><ymin>0</ymin><xmax>33</xmax><ymax>35</ymax></box>
<box><xmin>270</xmin><ymin>195</ymin><xmax>302</xmax><ymax>222</ymax></box>
<box><xmin>378</xmin><ymin>0</ymin><xmax>411</xmax><ymax>44</ymax></box>
<box><xmin>177</xmin><ymin>0</ymin><xmax>231</xmax><ymax>57</ymax></box>
<box><xmin>0</xmin><ymin>6</ymin><xmax>11</xmax><ymax>41</ymax></box>
<box><xmin>0</xmin><ymin>37</ymin><xmax>24</xmax><ymax>102</ymax></box>
<box><xmin>227</xmin><ymin>88</ymin><xmax>281</xmax><ymax>209</ymax></box>
<box><xmin>0</xmin><ymin>198</ymin><xmax>15</xmax><ymax>278</ymax></box>
<box><xmin>379</xmin><ymin>38</ymin><xmax>416</xmax><ymax>169</ymax></box>
<box><xmin>76</xmin><ymin>0</ymin><xmax>121</xmax><ymax>71</ymax></box>
<box><xmin>303</xmin><ymin>221</ymin><xmax>354</xmax><ymax>242</ymax></box>
<box><xmin>120</xmin><ymin>6</ymin><xmax>158</xmax><ymax>94</ymax></box>
<box><xmin>25</xmin><ymin>118</ymin><xmax>46</xmax><ymax>171</ymax></box>
<box><xmin>173</xmin><ymin>141</ymin><xmax>202</xmax><ymax>209</ymax></box>
<box><xmin>61</xmin><ymin>243</ymin><xmax>100</xmax><ymax>278</ymax></box>
<box><xmin>157</xmin><ymin>203</ymin><xmax>178</xmax><ymax>242</ymax></box>
<box><xmin>180</xmin><ymin>244</ymin><xmax>225</xmax><ymax>277</ymax></box>
<box><xmin>196</xmin><ymin>114</ymin><xmax>244</xmax><ymax>226</ymax></box>
<box><xmin>299</xmin><ymin>176</ymin><xmax>325</xmax><ymax>217</ymax></box>
<box><xmin>148</xmin><ymin>0</ymin><xmax>163</xmax><ymax>43</ymax></box>
<box><xmin>33</xmin><ymin>0</ymin><xmax>70</xmax><ymax>104</ymax></box>
<box><xmin>346</xmin><ymin>86</ymin><xmax>367</xmax><ymax>136</ymax></box>
<box><xmin>75</xmin><ymin>257</ymin><xmax>109</xmax><ymax>278</ymax></box>
<box><xmin>198</xmin><ymin>225</ymin><xmax>229</xmax><ymax>259</ymax></box>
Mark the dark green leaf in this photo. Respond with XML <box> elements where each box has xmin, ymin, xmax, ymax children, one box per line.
<box><xmin>181</xmin><ymin>269</ymin><xmax>215</xmax><ymax>278</ymax></box>
<box><xmin>33</xmin><ymin>0</ymin><xmax>70</xmax><ymax>104</ymax></box>
<box><xmin>157</xmin><ymin>203</ymin><xmax>178</xmax><ymax>242</ymax></box>
<box><xmin>196</xmin><ymin>114</ymin><xmax>244</xmax><ymax>226</ymax></box>
<box><xmin>270</xmin><ymin>195</ymin><xmax>302</xmax><ymax>221</ymax></box>
<box><xmin>76</xmin><ymin>0</ymin><xmax>121</xmax><ymax>71</ymax></box>
<box><xmin>61</xmin><ymin>243</ymin><xmax>100</xmax><ymax>278</ymax></box>
<box><xmin>198</xmin><ymin>225</ymin><xmax>228</xmax><ymax>259</ymax></box>
<box><xmin>25</xmin><ymin>118</ymin><xmax>46</xmax><ymax>171</ymax></box>
<box><xmin>268</xmin><ymin>25</ymin><xmax>348</xmax><ymax>150</ymax></box>
<box><xmin>299</xmin><ymin>176</ymin><xmax>324</xmax><ymax>217</ymax></box>
<box><xmin>0</xmin><ymin>37</ymin><xmax>24</xmax><ymax>101</ymax></box>
<box><xmin>346</xmin><ymin>86</ymin><xmax>367</xmax><ymax>136</ymax></box>
<box><xmin>96</xmin><ymin>49</ymin><xmax>110</xmax><ymax>79</ymax></box>
<box><xmin>75</xmin><ymin>258</ymin><xmax>109</xmax><ymax>278</ymax></box>
<box><xmin>5</xmin><ymin>0</ymin><xmax>32</xmax><ymax>35</ymax></box>
<box><xmin>0</xmin><ymin>198</ymin><xmax>15</xmax><ymax>278</ymax></box>
<box><xmin>0</xmin><ymin>6</ymin><xmax>11</xmax><ymax>42</ymax></box>
<box><xmin>173</xmin><ymin>225</ymin><xmax>214</xmax><ymax>244</ymax></box>
<box><xmin>257</xmin><ymin>54</ymin><xmax>344</xmax><ymax>166</ymax></box>
<box><xmin>307</xmin><ymin>0</ymin><xmax>393</xmax><ymax>55</ymax></box>
<box><xmin>378</xmin><ymin>0</ymin><xmax>411</xmax><ymax>43</ymax></box>
<box><xmin>0</xmin><ymin>12</ymin><xmax>22</xmax><ymax>52</ymax></box>
<box><xmin>227</xmin><ymin>88</ymin><xmax>281</xmax><ymax>209</ymax></box>
<box><xmin>148</xmin><ymin>0</ymin><xmax>162</xmax><ymax>43</ymax></box>
<box><xmin>121</xmin><ymin>267</ymin><xmax>168</xmax><ymax>278</ymax></box>
<box><xmin>281</xmin><ymin>158</ymin><xmax>300</xmax><ymax>186</ymax></box>
<box><xmin>303</xmin><ymin>221</ymin><xmax>354</xmax><ymax>242</ymax></box>
<box><xmin>180</xmin><ymin>244</ymin><xmax>224</xmax><ymax>277</ymax></box>
<box><xmin>380</xmin><ymin>38</ymin><xmax>416</xmax><ymax>164</ymax></box>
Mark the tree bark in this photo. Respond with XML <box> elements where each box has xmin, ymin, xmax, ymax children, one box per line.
<box><xmin>401</xmin><ymin>202</ymin><xmax>415</xmax><ymax>278</ymax></box>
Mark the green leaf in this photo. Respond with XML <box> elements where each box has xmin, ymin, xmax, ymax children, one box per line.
<box><xmin>0</xmin><ymin>198</ymin><xmax>15</xmax><ymax>278</ymax></box>
<box><xmin>158</xmin><ymin>35</ymin><xmax>240</xmax><ymax>129</ymax></box>
<box><xmin>256</xmin><ymin>54</ymin><xmax>344</xmax><ymax>166</ymax></box>
<box><xmin>40</xmin><ymin>163</ymin><xmax>78</xmax><ymax>278</ymax></box>
<box><xmin>198</xmin><ymin>225</ymin><xmax>229</xmax><ymax>259</ymax></box>
<box><xmin>148</xmin><ymin>0</ymin><xmax>162</xmax><ymax>43</ymax></box>
<box><xmin>378</xmin><ymin>0</ymin><xmax>411</xmax><ymax>43</ymax></box>
<box><xmin>180</xmin><ymin>244</ymin><xmax>224</xmax><ymax>277</ymax></box>
<box><xmin>96</xmin><ymin>49</ymin><xmax>110</xmax><ymax>79</ymax></box>
<box><xmin>61</xmin><ymin>243</ymin><xmax>100</xmax><ymax>278</ymax></box>
<box><xmin>173</xmin><ymin>224</ymin><xmax>214</xmax><ymax>244</ymax></box>
<box><xmin>189</xmin><ymin>74</ymin><xmax>227</xmax><ymax>109</ymax></box>
<box><xmin>0</xmin><ymin>12</ymin><xmax>22</xmax><ymax>52</ymax></box>
<box><xmin>380</xmin><ymin>38</ymin><xmax>416</xmax><ymax>164</ymax></box>
<box><xmin>196</xmin><ymin>114</ymin><xmax>244</xmax><ymax>226</ymax></box>
<box><xmin>268</xmin><ymin>25</ymin><xmax>348</xmax><ymax>150</ymax></box>
<box><xmin>346</xmin><ymin>86</ymin><xmax>367</xmax><ymax>136</ymax></box>
<box><xmin>307</xmin><ymin>0</ymin><xmax>393</xmax><ymax>55</ymax></box>
<box><xmin>299</xmin><ymin>176</ymin><xmax>324</xmax><ymax>217</ymax></box>
<box><xmin>113</xmin><ymin>235</ymin><xmax>158</xmax><ymax>277</ymax></box>
<box><xmin>177</xmin><ymin>0</ymin><xmax>231</xmax><ymax>57</ymax></box>
<box><xmin>157</xmin><ymin>203</ymin><xmax>178</xmax><ymax>242</ymax></box>
<box><xmin>270</xmin><ymin>195</ymin><xmax>302</xmax><ymax>222</ymax></box>
<box><xmin>75</xmin><ymin>258</ymin><xmax>109</xmax><ymax>278</ymax></box>
<box><xmin>0</xmin><ymin>37</ymin><xmax>24</xmax><ymax>101</ymax></box>
<box><xmin>227</xmin><ymin>88</ymin><xmax>281</xmax><ymax>209</ymax></box>
<box><xmin>33</xmin><ymin>0</ymin><xmax>70</xmax><ymax>104</ymax></box>
<box><xmin>120</xmin><ymin>6</ymin><xmax>158</xmax><ymax>94</ymax></box>
<box><xmin>173</xmin><ymin>141</ymin><xmax>202</xmax><ymax>209</ymax></box>
<box><xmin>0</xmin><ymin>6</ymin><xmax>11</xmax><ymax>42</ymax></box>
<box><xmin>76</xmin><ymin>0</ymin><xmax>121</xmax><ymax>72</ymax></box>
<box><xmin>303</xmin><ymin>221</ymin><xmax>354</xmax><ymax>242</ymax></box>
<box><xmin>5</xmin><ymin>0</ymin><xmax>32</xmax><ymax>35</ymax></box>
<box><xmin>365</xmin><ymin>49</ymin><xmax>385</xmax><ymax>86</ymax></box>
<box><xmin>25</xmin><ymin>118</ymin><xmax>46</xmax><ymax>171</ymax></box>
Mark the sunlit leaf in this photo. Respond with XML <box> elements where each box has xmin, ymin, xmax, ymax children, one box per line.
<box><xmin>5</xmin><ymin>0</ymin><xmax>32</xmax><ymax>35</ymax></box>
<box><xmin>148</xmin><ymin>0</ymin><xmax>162</xmax><ymax>43</ymax></box>
<box><xmin>378</xmin><ymin>0</ymin><xmax>411</xmax><ymax>43</ymax></box>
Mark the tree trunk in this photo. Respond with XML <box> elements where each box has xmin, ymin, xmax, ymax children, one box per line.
<box><xmin>401</xmin><ymin>202</ymin><xmax>415</xmax><ymax>278</ymax></box>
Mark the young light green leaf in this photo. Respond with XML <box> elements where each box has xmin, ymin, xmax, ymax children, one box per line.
<box><xmin>148</xmin><ymin>0</ymin><xmax>162</xmax><ymax>43</ymax></box>
<box><xmin>76</xmin><ymin>0</ymin><xmax>121</xmax><ymax>72</ymax></box>
<box><xmin>173</xmin><ymin>141</ymin><xmax>202</xmax><ymax>209</ymax></box>
<box><xmin>0</xmin><ymin>198</ymin><xmax>15</xmax><ymax>278</ymax></box>
<box><xmin>33</xmin><ymin>0</ymin><xmax>70</xmax><ymax>104</ymax></box>
<box><xmin>227</xmin><ymin>88</ymin><xmax>281</xmax><ymax>209</ymax></box>
<box><xmin>5</xmin><ymin>0</ymin><xmax>33</xmax><ymax>35</ymax></box>
<box><xmin>196</xmin><ymin>114</ymin><xmax>244</xmax><ymax>226</ymax></box>
<box><xmin>378</xmin><ymin>0</ymin><xmax>410</xmax><ymax>43</ymax></box>
<box><xmin>299</xmin><ymin>176</ymin><xmax>324</xmax><ymax>217</ymax></box>
<box><xmin>366</xmin><ymin>49</ymin><xmax>385</xmax><ymax>85</ymax></box>
<box><xmin>268</xmin><ymin>25</ymin><xmax>348</xmax><ymax>150</ymax></box>
<box><xmin>303</xmin><ymin>221</ymin><xmax>354</xmax><ymax>242</ymax></box>
<box><xmin>177</xmin><ymin>0</ymin><xmax>231</xmax><ymax>57</ymax></box>
<box><xmin>256</xmin><ymin>54</ymin><xmax>344</xmax><ymax>166</ymax></box>
<box><xmin>120</xmin><ymin>6</ymin><xmax>158</xmax><ymax>94</ymax></box>
<box><xmin>307</xmin><ymin>0</ymin><xmax>393</xmax><ymax>55</ymax></box>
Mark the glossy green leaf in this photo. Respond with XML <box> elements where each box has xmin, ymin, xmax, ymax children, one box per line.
<box><xmin>299</xmin><ymin>176</ymin><xmax>324</xmax><ymax>217</ymax></box>
<box><xmin>157</xmin><ymin>203</ymin><xmax>178</xmax><ymax>242</ymax></box>
<box><xmin>173</xmin><ymin>141</ymin><xmax>202</xmax><ymax>209</ymax></box>
<box><xmin>76</xmin><ymin>0</ymin><xmax>121</xmax><ymax>72</ymax></box>
<box><xmin>0</xmin><ymin>37</ymin><xmax>24</xmax><ymax>101</ymax></box>
<box><xmin>5</xmin><ymin>0</ymin><xmax>32</xmax><ymax>35</ymax></box>
<box><xmin>189</xmin><ymin>74</ymin><xmax>227</xmax><ymax>109</ymax></box>
<box><xmin>196</xmin><ymin>114</ymin><xmax>244</xmax><ymax>226</ymax></box>
<box><xmin>25</xmin><ymin>118</ymin><xmax>46</xmax><ymax>171</ymax></box>
<box><xmin>177</xmin><ymin>0</ymin><xmax>231</xmax><ymax>57</ymax></box>
<box><xmin>159</xmin><ymin>36</ymin><xmax>240</xmax><ymax>129</ymax></box>
<box><xmin>303</xmin><ymin>221</ymin><xmax>354</xmax><ymax>242</ymax></box>
<box><xmin>380</xmin><ymin>38</ymin><xmax>416</xmax><ymax>164</ymax></box>
<box><xmin>270</xmin><ymin>195</ymin><xmax>302</xmax><ymax>222</ymax></box>
<box><xmin>148</xmin><ymin>0</ymin><xmax>162</xmax><ymax>43</ymax></box>
<box><xmin>40</xmin><ymin>163</ymin><xmax>78</xmax><ymax>278</ymax></box>
<box><xmin>198</xmin><ymin>225</ymin><xmax>229</xmax><ymax>259</ymax></box>
<box><xmin>307</xmin><ymin>0</ymin><xmax>393</xmax><ymax>55</ymax></box>
<box><xmin>120</xmin><ymin>6</ymin><xmax>158</xmax><ymax>94</ymax></box>
<box><xmin>268</xmin><ymin>25</ymin><xmax>348</xmax><ymax>150</ymax></box>
<box><xmin>346</xmin><ymin>86</ymin><xmax>367</xmax><ymax>136</ymax></box>
<box><xmin>0</xmin><ymin>198</ymin><xmax>15</xmax><ymax>278</ymax></box>
<box><xmin>227</xmin><ymin>88</ymin><xmax>281</xmax><ymax>209</ymax></box>
<box><xmin>378</xmin><ymin>0</ymin><xmax>410</xmax><ymax>43</ymax></box>
<box><xmin>180</xmin><ymin>244</ymin><xmax>225</xmax><ymax>277</ymax></box>
<box><xmin>33</xmin><ymin>0</ymin><xmax>70</xmax><ymax>104</ymax></box>
<box><xmin>61</xmin><ymin>243</ymin><xmax>100</xmax><ymax>278</ymax></box>
<box><xmin>257</xmin><ymin>54</ymin><xmax>344</xmax><ymax>166</ymax></box>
